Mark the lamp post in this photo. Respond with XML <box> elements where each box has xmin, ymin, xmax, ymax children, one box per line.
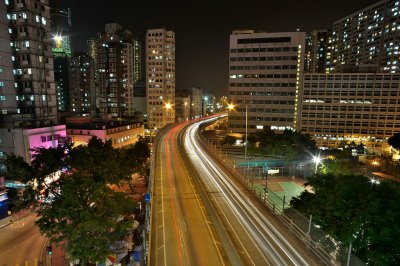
<box><xmin>227</xmin><ymin>103</ymin><xmax>235</xmax><ymax>127</ymax></box>
<box><xmin>244</xmin><ymin>104</ymin><xmax>248</xmax><ymax>161</ymax></box>
<box><xmin>313</xmin><ymin>156</ymin><xmax>321</xmax><ymax>174</ymax></box>
<box><xmin>164</xmin><ymin>102</ymin><xmax>172</xmax><ymax>125</ymax></box>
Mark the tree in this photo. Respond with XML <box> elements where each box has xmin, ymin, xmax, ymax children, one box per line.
<box><xmin>388</xmin><ymin>133</ymin><xmax>400</xmax><ymax>150</ymax></box>
<box><xmin>291</xmin><ymin>174</ymin><xmax>400</xmax><ymax>264</ymax></box>
<box><xmin>6</xmin><ymin>137</ymin><xmax>144</xmax><ymax>265</ymax></box>
<box><xmin>388</xmin><ymin>134</ymin><xmax>400</xmax><ymax>177</ymax></box>
<box><xmin>319</xmin><ymin>149</ymin><xmax>356</xmax><ymax>175</ymax></box>
<box><xmin>220</xmin><ymin>135</ymin><xmax>237</xmax><ymax>146</ymax></box>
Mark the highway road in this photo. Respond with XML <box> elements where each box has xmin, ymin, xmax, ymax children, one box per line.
<box><xmin>0</xmin><ymin>214</ymin><xmax>50</xmax><ymax>266</ymax></box>
<box><xmin>150</xmin><ymin>117</ymin><xmax>323</xmax><ymax>265</ymax></box>
<box><xmin>184</xmin><ymin>117</ymin><xmax>322</xmax><ymax>265</ymax></box>
<box><xmin>149</xmin><ymin>122</ymin><xmax>228</xmax><ymax>265</ymax></box>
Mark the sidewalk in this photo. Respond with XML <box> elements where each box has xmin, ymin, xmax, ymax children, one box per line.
<box><xmin>0</xmin><ymin>208</ymin><xmax>31</xmax><ymax>229</ymax></box>
<box><xmin>50</xmin><ymin>243</ymin><xmax>69</xmax><ymax>266</ymax></box>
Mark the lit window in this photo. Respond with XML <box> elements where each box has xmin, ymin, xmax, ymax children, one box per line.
<box><xmin>36</xmin><ymin>15</ymin><xmax>40</xmax><ymax>22</ymax></box>
<box><xmin>0</xmin><ymin>96</ymin><xmax>5</xmax><ymax>100</ymax></box>
<box><xmin>41</xmin><ymin>17</ymin><xmax>46</xmax><ymax>25</ymax></box>
<box><xmin>0</xmin><ymin>82</ymin><xmax>4</xmax><ymax>87</ymax></box>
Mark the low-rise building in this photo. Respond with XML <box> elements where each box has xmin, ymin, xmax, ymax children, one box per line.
<box><xmin>66</xmin><ymin>117</ymin><xmax>144</xmax><ymax>148</ymax></box>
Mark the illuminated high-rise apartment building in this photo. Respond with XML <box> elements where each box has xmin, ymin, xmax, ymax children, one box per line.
<box><xmin>96</xmin><ymin>23</ymin><xmax>140</xmax><ymax>117</ymax></box>
<box><xmin>69</xmin><ymin>54</ymin><xmax>96</xmax><ymax>116</ymax></box>
<box><xmin>4</xmin><ymin>0</ymin><xmax>58</xmax><ymax>126</ymax></box>
<box><xmin>329</xmin><ymin>0</ymin><xmax>400</xmax><ymax>73</ymax></box>
<box><xmin>0</xmin><ymin>0</ymin><xmax>66</xmax><ymax>167</ymax></box>
<box><xmin>50</xmin><ymin>0</ymin><xmax>72</xmax><ymax>112</ymax></box>
<box><xmin>305</xmin><ymin>30</ymin><xmax>330</xmax><ymax>73</ymax></box>
<box><xmin>146</xmin><ymin>28</ymin><xmax>175</xmax><ymax>129</ymax></box>
<box><xmin>132</xmin><ymin>37</ymin><xmax>142</xmax><ymax>83</ymax></box>
<box><xmin>228</xmin><ymin>30</ymin><xmax>305</xmax><ymax>134</ymax></box>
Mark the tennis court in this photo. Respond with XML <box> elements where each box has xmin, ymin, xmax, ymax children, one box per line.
<box><xmin>252</xmin><ymin>179</ymin><xmax>305</xmax><ymax>212</ymax></box>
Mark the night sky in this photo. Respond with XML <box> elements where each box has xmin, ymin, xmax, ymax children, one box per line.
<box><xmin>68</xmin><ymin>0</ymin><xmax>379</xmax><ymax>97</ymax></box>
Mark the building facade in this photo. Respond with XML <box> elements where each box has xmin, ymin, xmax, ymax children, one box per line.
<box><xmin>190</xmin><ymin>87</ymin><xmax>203</xmax><ymax>119</ymax></box>
<box><xmin>175</xmin><ymin>90</ymin><xmax>190</xmax><ymax>122</ymax></box>
<box><xmin>329</xmin><ymin>0</ymin><xmax>400</xmax><ymax>73</ymax></box>
<box><xmin>69</xmin><ymin>53</ymin><xmax>96</xmax><ymax>116</ymax></box>
<box><xmin>66</xmin><ymin>117</ymin><xmax>144</xmax><ymax>148</ymax></box>
<box><xmin>0</xmin><ymin>0</ymin><xmax>64</xmax><ymax>171</ymax></box>
<box><xmin>305</xmin><ymin>30</ymin><xmax>330</xmax><ymax>73</ymax></box>
<box><xmin>96</xmin><ymin>23</ymin><xmax>137</xmax><ymax>118</ymax></box>
<box><xmin>146</xmin><ymin>28</ymin><xmax>175</xmax><ymax>129</ymax></box>
<box><xmin>300</xmin><ymin>70</ymin><xmax>400</xmax><ymax>152</ymax></box>
<box><xmin>228</xmin><ymin>30</ymin><xmax>305</xmax><ymax>134</ymax></box>
<box><xmin>50</xmin><ymin>0</ymin><xmax>71</xmax><ymax>112</ymax></box>
<box><xmin>6</xmin><ymin>0</ymin><xmax>58</xmax><ymax>127</ymax></box>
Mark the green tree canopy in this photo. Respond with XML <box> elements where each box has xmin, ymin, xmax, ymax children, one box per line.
<box><xmin>5</xmin><ymin>136</ymin><xmax>147</xmax><ymax>265</ymax></box>
<box><xmin>220</xmin><ymin>135</ymin><xmax>237</xmax><ymax>146</ymax></box>
<box><xmin>253</xmin><ymin>129</ymin><xmax>317</xmax><ymax>160</ymax></box>
<box><xmin>291</xmin><ymin>174</ymin><xmax>400</xmax><ymax>264</ymax></box>
<box><xmin>388</xmin><ymin>133</ymin><xmax>400</xmax><ymax>150</ymax></box>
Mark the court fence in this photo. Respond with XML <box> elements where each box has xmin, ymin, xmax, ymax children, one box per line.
<box><xmin>202</xmin><ymin>135</ymin><xmax>365</xmax><ymax>266</ymax></box>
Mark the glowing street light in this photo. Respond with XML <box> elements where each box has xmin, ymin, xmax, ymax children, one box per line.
<box><xmin>227</xmin><ymin>103</ymin><xmax>235</xmax><ymax>111</ymax></box>
<box><xmin>312</xmin><ymin>156</ymin><xmax>321</xmax><ymax>174</ymax></box>
<box><xmin>371</xmin><ymin>160</ymin><xmax>380</xmax><ymax>167</ymax></box>
<box><xmin>164</xmin><ymin>103</ymin><xmax>172</xmax><ymax>110</ymax></box>
<box><xmin>53</xmin><ymin>34</ymin><xmax>63</xmax><ymax>48</ymax></box>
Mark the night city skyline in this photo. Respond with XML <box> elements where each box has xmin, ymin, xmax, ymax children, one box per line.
<box><xmin>2</xmin><ymin>0</ymin><xmax>400</xmax><ymax>265</ymax></box>
<box><xmin>69</xmin><ymin>0</ymin><xmax>378</xmax><ymax>96</ymax></box>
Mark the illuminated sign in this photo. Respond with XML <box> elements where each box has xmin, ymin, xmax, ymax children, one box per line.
<box><xmin>268</xmin><ymin>169</ymin><xmax>280</xmax><ymax>175</ymax></box>
<box><xmin>0</xmin><ymin>193</ymin><xmax>8</xmax><ymax>202</ymax></box>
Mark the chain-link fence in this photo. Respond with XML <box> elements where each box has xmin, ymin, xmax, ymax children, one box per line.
<box><xmin>203</xmin><ymin>135</ymin><xmax>365</xmax><ymax>266</ymax></box>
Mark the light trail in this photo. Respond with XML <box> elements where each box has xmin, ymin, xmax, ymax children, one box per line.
<box><xmin>183</xmin><ymin>117</ymin><xmax>311</xmax><ymax>266</ymax></box>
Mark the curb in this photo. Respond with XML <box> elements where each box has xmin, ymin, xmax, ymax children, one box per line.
<box><xmin>0</xmin><ymin>212</ymin><xmax>33</xmax><ymax>229</ymax></box>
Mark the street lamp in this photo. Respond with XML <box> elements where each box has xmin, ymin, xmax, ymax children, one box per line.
<box><xmin>165</xmin><ymin>102</ymin><xmax>172</xmax><ymax>110</ymax></box>
<box><xmin>312</xmin><ymin>156</ymin><xmax>321</xmax><ymax>174</ymax></box>
<box><xmin>227</xmin><ymin>103</ymin><xmax>235</xmax><ymax>133</ymax></box>
<box><xmin>371</xmin><ymin>160</ymin><xmax>380</xmax><ymax>167</ymax></box>
<box><xmin>244</xmin><ymin>104</ymin><xmax>248</xmax><ymax>161</ymax></box>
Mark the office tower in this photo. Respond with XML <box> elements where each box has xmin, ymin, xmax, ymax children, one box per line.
<box><xmin>300</xmin><ymin>66</ymin><xmax>400</xmax><ymax>152</ymax></box>
<box><xmin>329</xmin><ymin>0</ymin><xmax>400</xmax><ymax>73</ymax></box>
<box><xmin>69</xmin><ymin>53</ymin><xmax>96</xmax><ymax>116</ymax></box>
<box><xmin>0</xmin><ymin>0</ymin><xmax>66</xmax><ymax>166</ymax></box>
<box><xmin>228</xmin><ymin>30</ymin><xmax>305</xmax><ymax>134</ymax></box>
<box><xmin>190</xmin><ymin>87</ymin><xmax>203</xmax><ymax>119</ymax></box>
<box><xmin>96</xmin><ymin>23</ymin><xmax>136</xmax><ymax>118</ymax></box>
<box><xmin>51</xmin><ymin>0</ymin><xmax>72</xmax><ymax>112</ymax></box>
<box><xmin>146</xmin><ymin>28</ymin><xmax>176</xmax><ymax>129</ymax></box>
<box><xmin>305</xmin><ymin>30</ymin><xmax>331</xmax><ymax>73</ymax></box>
